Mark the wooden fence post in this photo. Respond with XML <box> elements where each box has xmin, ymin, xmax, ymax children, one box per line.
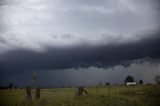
<box><xmin>26</xmin><ymin>87</ymin><xmax>40</xmax><ymax>100</ymax></box>
<box><xmin>26</xmin><ymin>87</ymin><xmax>31</xmax><ymax>100</ymax></box>
<box><xmin>35</xmin><ymin>88</ymin><xmax>40</xmax><ymax>100</ymax></box>
<box><xmin>77</xmin><ymin>87</ymin><xmax>83</xmax><ymax>96</ymax></box>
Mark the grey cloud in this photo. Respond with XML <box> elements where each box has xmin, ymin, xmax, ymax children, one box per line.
<box><xmin>0</xmin><ymin>32</ymin><xmax>160</xmax><ymax>77</ymax></box>
<box><xmin>0</xmin><ymin>0</ymin><xmax>7</xmax><ymax>6</ymax></box>
<box><xmin>60</xmin><ymin>34</ymin><xmax>74</xmax><ymax>40</ymax></box>
<box><xmin>0</xmin><ymin>0</ymin><xmax>159</xmax><ymax>48</ymax></box>
<box><xmin>0</xmin><ymin>36</ymin><xmax>5</xmax><ymax>44</ymax></box>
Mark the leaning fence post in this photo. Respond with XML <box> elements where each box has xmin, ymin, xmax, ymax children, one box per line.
<box><xmin>77</xmin><ymin>86</ymin><xmax>89</xmax><ymax>96</ymax></box>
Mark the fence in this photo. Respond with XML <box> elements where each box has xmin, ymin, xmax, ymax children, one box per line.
<box><xmin>24</xmin><ymin>85</ymin><xmax>148</xmax><ymax>100</ymax></box>
<box><xmin>26</xmin><ymin>86</ymin><xmax>90</xmax><ymax>100</ymax></box>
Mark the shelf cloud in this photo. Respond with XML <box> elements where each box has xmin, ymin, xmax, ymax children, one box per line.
<box><xmin>0</xmin><ymin>32</ymin><xmax>160</xmax><ymax>75</ymax></box>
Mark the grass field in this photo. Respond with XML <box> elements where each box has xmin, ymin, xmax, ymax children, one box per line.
<box><xmin>0</xmin><ymin>85</ymin><xmax>160</xmax><ymax>106</ymax></box>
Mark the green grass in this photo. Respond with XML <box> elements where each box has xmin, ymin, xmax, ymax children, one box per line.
<box><xmin>0</xmin><ymin>85</ymin><xmax>160</xmax><ymax>106</ymax></box>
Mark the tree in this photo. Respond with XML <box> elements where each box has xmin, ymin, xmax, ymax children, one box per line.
<box><xmin>124</xmin><ymin>76</ymin><xmax>134</xmax><ymax>84</ymax></box>
<box><xmin>106</xmin><ymin>82</ymin><xmax>110</xmax><ymax>86</ymax></box>
<box><xmin>139</xmin><ymin>80</ymin><xmax>143</xmax><ymax>85</ymax></box>
<box><xmin>154</xmin><ymin>76</ymin><xmax>160</xmax><ymax>85</ymax></box>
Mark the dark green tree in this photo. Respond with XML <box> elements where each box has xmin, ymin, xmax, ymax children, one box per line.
<box><xmin>124</xmin><ymin>76</ymin><xmax>134</xmax><ymax>84</ymax></box>
<box><xmin>106</xmin><ymin>82</ymin><xmax>110</xmax><ymax>86</ymax></box>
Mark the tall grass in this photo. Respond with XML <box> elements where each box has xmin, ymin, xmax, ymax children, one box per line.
<box><xmin>0</xmin><ymin>85</ymin><xmax>160</xmax><ymax>106</ymax></box>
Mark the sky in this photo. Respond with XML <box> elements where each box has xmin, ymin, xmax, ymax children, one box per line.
<box><xmin>0</xmin><ymin>0</ymin><xmax>160</xmax><ymax>87</ymax></box>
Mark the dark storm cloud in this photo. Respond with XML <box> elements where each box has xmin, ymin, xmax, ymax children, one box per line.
<box><xmin>0</xmin><ymin>32</ymin><xmax>160</xmax><ymax>77</ymax></box>
<box><xmin>0</xmin><ymin>0</ymin><xmax>160</xmax><ymax>86</ymax></box>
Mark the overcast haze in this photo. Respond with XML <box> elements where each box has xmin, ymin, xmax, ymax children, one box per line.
<box><xmin>0</xmin><ymin>0</ymin><xmax>160</xmax><ymax>87</ymax></box>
